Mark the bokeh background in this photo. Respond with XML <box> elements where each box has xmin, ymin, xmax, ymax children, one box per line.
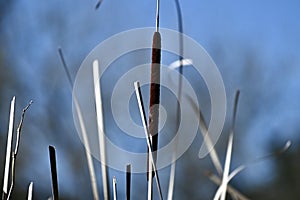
<box><xmin>0</xmin><ymin>0</ymin><xmax>300</xmax><ymax>199</ymax></box>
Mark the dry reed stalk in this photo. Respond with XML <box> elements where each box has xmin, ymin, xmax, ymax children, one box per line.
<box><xmin>167</xmin><ymin>1</ymin><xmax>184</xmax><ymax>199</ymax></box>
<box><xmin>126</xmin><ymin>164</ymin><xmax>131</xmax><ymax>200</ymax></box>
<box><xmin>189</xmin><ymin>92</ymin><xmax>249</xmax><ymax>199</ymax></box>
<box><xmin>134</xmin><ymin>81</ymin><xmax>163</xmax><ymax>200</ymax></box>
<box><xmin>27</xmin><ymin>182</ymin><xmax>33</xmax><ymax>200</ymax></box>
<box><xmin>7</xmin><ymin>100</ymin><xmax>33</xmax><ymax>200</ymax></box>
<box><xmin>112</xmin><ymin>176</ymin><xmax>117</xmax><ymax>200</ymax></box>
<box><xmin>204</xmin><ymin>171</ymin><xmax>250</xmax><ymax>200</ymax></box>
<box><xmin>2</xmin><ymin>97</ymin><xmax>15</xmax><ymax>200</ymax></box>
<box><xmin>188</xmin><ymin>97</ymin><xmax>223</xmax><ymax>175</ymax></box>
<box><xmin>93</xmin><ymin>60</ymin><xmax>110</xmax><ymax>200</ymax></box>
<box><xmin>210</xmin><ymin>139</ymin><xmax>291</xmax><ymax>199</ymax></box>
<box><xmin>49</xmin><ymin>146</ymin><xmax>59</xmax><ymax>200</ymax></box>
<box><xmin>214</xmin><ymin>91</ymin><xmax>240</xmax><ymax>200</ymax></box>
<box><xmin>58</xmin><ymin>48</ymin><xmax>100</xmax><ymax>200</ymax></box>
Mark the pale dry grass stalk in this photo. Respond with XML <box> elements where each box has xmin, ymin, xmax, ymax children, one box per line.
<box><xmin>209</xmin><ymin>139</ymin><xmax>291</xmax><ymax>199</ymax></box>
<box><xmin>93</xmin><ymin>60</ymin><xmax>110</xmax><ymax>200</ymax></box>
<box><xmin>7</xmin><ymin>100</ymin><xmax>33</xmax><ymax>200</ymax></box>
<box><xmin>58</xmin><ymin>48</ymin><xmax>100</xmax><ymax>200</ymax></box>
<box><xmin>167</xmin><ymin>1</ymin><xmax>184</xmax><ymax>199</ymax></box>
<box><xmin>27</xmin><ymin>182</ymin><xmax>33</xmax><ymax>200</ymax></box>
<box><xmin>134</xmin><ymin>81</ymin><xmax>163</xmax><ymax>200</ymax></box>
<box><xmin>205</xmin><ymin>171</ymin><xmax>250</xmax><ymax>200</ymax></box>
<box><xmin>189</xmin><ymin>90</ymin><xmax>249</xmax><ymax>199</ymax></box>
<box><xmin>214</xmin><ymin>91</ymin><xmax>240</xmax><ymax>200</ymax></box>
<box><xmin>112</xmin><ymin>176</ymin><xmax>117</xmax><ymax>200</ymax></box>
<box><xmin>188</xmin><ymin>96</ymin><xmax>223</xmax><ymax>176</ymax></box>
<box><xmin>2</xmin><ymin>97</ymin><xmax>15</xmax><ymax>200</ymax></box>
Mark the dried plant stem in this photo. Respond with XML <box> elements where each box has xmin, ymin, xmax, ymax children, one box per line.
<box><xmin>2</xmin><ymin>97</ymin><xmax>15</xmax><ymax>200</ymax></box>
<box><xmin>214</xmin><ymin>90</ymin><xmax>240</xmax><ymax>200</ymax></box>
<box><xmin>220</xmin><ymin>140</ymin><xmax>290</xmax><ymax>188</ymax></box>
<box><xmin>134</xmin><ymin>81</ymin><xmax>163</xmax><ymax>200</ymax></box>
<box><xmin>210</xmin><ymin>139</ymin><xmax>291</xmax><ymax>200</ymax></box>
<box><xmin>126</xmin><ymin>164</ymin><xmax>131</xmax><ymax>200</ymax></box>
<box><xmin>27</xmin><ymin>182</ymin><xmax>33</xmax><ymax>200</ymax></box>
<box><xmin>7</xmin><ymin>100</ymin><xmax>33</xmax><ymax>200</ymax></box>
<box><xmin>155</xmin><ymin>0</ymin><xmax>160</xmax><ymax>32</ymax></box>
<box><xmin>188</xmin><ymin>97</ymin><xmax>223</xmax><ymax>175</ymax></box>
<box><xmin>148</xmin><ymin>160</ymin><xmax>153</xmax><ymax>200</ymax></box>
<box><xmin>93</xmin><ymin>60</ymin><xmax>110</xmax><ymax>200</ymax></box>
<box><xmin>205</xmin><ymin>171</ymin><xmax>250</xmax><ymax>200</ymax></box>
<box><xmin>167</xmin><ymin>161</ymin><xmax>176</xmax><ymax>200</ymax></box>
<box><xmin>58</xmin><ymin>48</ymin><xmax>73</xmax><ymax>86</ymax></box>
<box><xmin>58</xmin><ymin>48</ymin><xmax>100</xmax><ymax>200</ymax></box>
<box><xmin>49</xmin><ymin>146</ymin><xmax>59</xmax><ymax>200</ymax></box>
<box><xmin>218</xmin><ymin>133</ymin><xmax>233</xmax><ymax>200</ymax></box>
<box><xmin>74</xmin><ymin>99</ymin><xmax>100</xmax><ymax>199</ymax></box>
<box><xmin>167</xmin><ymin>1</ymin><xmax>184</xmax><ymax>199</ymax></box>
<box><xmin>112</xmin><ymin>177</ymin><xmax>117</xmax><ymax>200</ymax></box>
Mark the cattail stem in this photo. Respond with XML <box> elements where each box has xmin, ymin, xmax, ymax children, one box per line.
<box><xmin>126</xmin><ymin>164</ymin><xmax>131</xmax><ymax>200</ymax></box>
<box><xmin>147</xmin><ymin>29</ymin><xmax>161</xmax><ymax>200</ymax></box>
<box><xmin>134</xmin><ymin>81</ymin><xmax>163</xmax><ymax>200</ymax></box>
<box><xmin>148</xmin><ymin>30</ymin><xmax>162</xmax><ymax>178</ymax></box>
<box><xmin>155</xmin><ymin>0</ymin><xmax>160</xmax><ymax>32</ymax></box>
<box><xmin>49</xmin><ymin>146</ymin><xmax>59</xmax><ymax>200</ymax></box>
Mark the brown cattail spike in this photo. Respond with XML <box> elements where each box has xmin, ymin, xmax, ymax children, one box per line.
<box><xmin>148</xmin><ymin>31</ymin><xmax>161</xmax><ymax>180</ymax></box>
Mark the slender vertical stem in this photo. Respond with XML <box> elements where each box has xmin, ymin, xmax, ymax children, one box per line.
<box><xmin>93</xmin><ymin>60</ymin><xmax>110</xmax><ymax>200</ymax></box>
<box><xmin>49</xmin><ymin>146</ymin><xmax>59</xmax><ymax>200</ymax></box>
<box><xmin>7</xmin><ymin>100</ymin><xmax>33</xmax><ymax>200</ymax></box>
<box><xmin>148</xmin><ymin>2</ymin><xmax>162</xmax><ymax>195</ymax></box>
<box><xmin>167</xmin><ymin>162</ymin><xmax>176</xmax><ymax>200</ymax></box>
<box><xmin>2</xmin><ymin>97</ymin><xmax>15</xmax><ymax>200</ymax></box>
<box><xmin>147</xmin><ymin>162</ymin><xmax>153</xmax><ymax>200</ymax></box>
<box><xmin>27</xmin><ymin>182</ymin><xmax>33</xmax><ymax>200</ymax></box>
<box><xmin>112</xmin><ymin>177</ymin><xmax>117</xmax><ymax>200</ymax></box>
<box><xmin>167</xmin><ymin>1</ymin><xmax>184</xmax><ymax>199</ymax></box>
<box><xmin>126</xmin><ymin>164</ymin><xmax>131</xmax><ymax>200</ymax></box>
<box><xmin>134</xmin><ymin>81</ymin><xmax>163</xmax><ymax>200</ymax></box>
<box><xmin>214</xmin><ymin>90</ymin><xmax>240</xmax><ymax>200</ymax></box>
<box><xmin>155</xmin><ymin>0</ymin><xmax>160</xmax><ymax>32</ymax></box>
<box><xmin>58</xmin><ymin>48</ymin><xmax>100</xmax><ymax>200</ymax></box>
<box><xmin>58</xmin><ymin>48</ymin><xmax>73</xmax><ymax>86</ymax></box>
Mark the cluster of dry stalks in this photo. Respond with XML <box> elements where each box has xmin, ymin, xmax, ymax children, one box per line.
<box><xmin>1</xmin><ymin>1</ymin><xmax>291</xmax><ymax>200</ymax></box>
